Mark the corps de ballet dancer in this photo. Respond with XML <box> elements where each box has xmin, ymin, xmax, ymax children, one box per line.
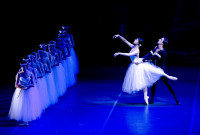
<box><xmin>28</xmin><ymin>54</ymin><xmax>43</xmax><ymax>78</ymax></box>
<box><xmin>55</xmin><ymin>31</ymin><xmax>68</xmax><ymax>60</ymax></box>
<box><xmin>47</xmin><ymin>43</ymin><xmax>59</xmax><ymax>67</ymax></box>
<box><xmin>8</xmin><ymin>63</ymin><xmax>42</xmax><ymax>126</ymax></box>
<box><xmin>32</xmin><ymin>52</ymin><xmax>46</xmax><ymax>77</ymax></box>
<box><xmin>22</xmin><ymin>58</ymin><xmax>37</xmax><ymax>84</ymax></box>
<box><xmin>47</xmin><ymin>42</ymin><xmax>68</xmax><ymax>97</ymax></box>
<box><xmin>113</xmin><ymin>34</ymin><xmax>177</xmax><ymax>105</ymax></box>
<box><xmin>61</xmin><ymin>26</ymin><xmax>79</xmax><ymax>75</ymax></box>
<box><xmin>49</xmin><ymin>40</ymin><xmax>62</xmax><ymax>64</ymax></box>
<box><xmin>38</xmin><ymin>44</ymin><xmax>59</xmax><ymax>105</ymax></box>
<box><xmin>38</xmin><ymin>44</ymin><xmax>52</xmax><ymax>73</ymax></box>
<box><xmin>27</xmin><ymin>54</ymin><xmax>51</xmax><ymax>110</ymax></box>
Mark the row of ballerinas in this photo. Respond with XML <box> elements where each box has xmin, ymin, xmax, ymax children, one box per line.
<box><xmin>8</xmin><ymin>26</ymin><xmax>79</xmax><ymax>126</ymax></box>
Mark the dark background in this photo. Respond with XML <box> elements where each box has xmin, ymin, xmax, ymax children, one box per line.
<box><xmin>1</xmin><ymin>0</ymin><xmax>200</xmax><ymax>85</ymax></box>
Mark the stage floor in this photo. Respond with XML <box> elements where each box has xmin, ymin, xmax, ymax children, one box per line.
<box><xmin>0</xmin><ymin>65</ymin><xmax>200</xmax><ymax>135</ymax></box>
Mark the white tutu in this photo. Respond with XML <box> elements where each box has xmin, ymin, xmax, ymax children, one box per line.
<box><xmin>70</xmin><ymin>48</ymin><xmax>79</xmax><ymax>75</ymax></box>
<box><xmin>36</xmin><ymin>77</ymin><xmax>50</xmax><ymax>110</ymax></box>
<box><xmin>52</xmin><ymin>63</ymin><xmax>67</xmax><ymax>97</ymax></box>
<box><xmin>122</xmin><ymin>62</ymin><xmax>165</xmax><ymax>94</ymax></box>
<box><xmin>44</xmin><ymin>73</ymin><xmax>58</xmax><ymax>105</ymax></box>
<box><xmin>8</xmin><ymin>86</ymin><xmax>42</xmax><ymax>123</ymax></box>
<box><xmin>61</xmin><ymin>58</ymin><xmax>76</xmax><ymax>87</ymax></box>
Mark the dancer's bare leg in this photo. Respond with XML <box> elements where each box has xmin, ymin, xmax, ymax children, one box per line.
<box><xmin>143</xmin><ymin>87</ymin><xmax>149</xmax><ymax>105</ymax></box>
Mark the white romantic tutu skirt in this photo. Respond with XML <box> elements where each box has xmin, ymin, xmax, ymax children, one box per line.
<box><xmin>61</xmin><ymin>58</ymin><xmax>77</xmax><ymax>87</ymax></box>
<box><xmin>8</xmin><ymin>87</ymin><xmax>42</xmax><ymax>123</ymax></box>
<box><xmin>44</xmin><ymin>73</ymin><xmax>59</xmax><ymax>105</ymax></box>
<box><xmin>36</xmin><ymin>77</ymin><xmax>50</xmax><ymax>110</ymax></box>
<box><xmin>122</xmin><ymin>62</ymin><xmax>166</xmax><ymax>94</ymax></box>
<box><xmin>70</xmin><ymin>48</ymin><xmax>79</xmax><ymax>75</ymax></box>
<box><xmin>52</xmin><ymin>63</ymin><xmax>67</xmax><ymax>97</ymax></box>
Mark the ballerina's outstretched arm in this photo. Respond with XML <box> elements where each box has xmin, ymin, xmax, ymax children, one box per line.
<box><xmin>113</xmin><ymin>34</ymin><xmax>134</xmax><ymax>48</ymax></box>
<box><xmin>114</xmin><ymin>50</ymin><xmax>138</xmax><ymax>57</ymax></box>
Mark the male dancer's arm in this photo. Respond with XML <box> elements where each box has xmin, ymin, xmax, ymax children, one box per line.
<box><xmin>142</xmin><ymin>47</ymin><xmax>164</xmax><ymax>62</ymax></box>
<box><xmin>142</xmin><ymin>46</ymin><xmax>157</xmax><ymax>59</ymax></box>
<box><xmin>143</xmin><ymin>52</ymin><xmax>164</xmax><ymax>62</ymax></box>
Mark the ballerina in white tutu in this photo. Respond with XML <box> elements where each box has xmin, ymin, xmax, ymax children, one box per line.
<box><xmin>113</xmin><ymin>34</ymin><xmax>177</xmax><ymax>105</ymax></box>
<box><xmin>8</xmin><ymin>63</ymin><xmax>42</xmax><ymax>126</ymax></box>
<box><xmin>61</xmin><ymin>26</ymin><xmax>79</xmax><ymax>75</ymax></box>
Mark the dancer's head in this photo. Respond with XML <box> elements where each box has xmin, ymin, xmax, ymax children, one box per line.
<box><xmin>39</xmin><ymin>44</ymin><xmax>47</xmax><ymax>50</ymax></box>
<box><xmin>62</xmin><ymin>26</ymin><xmax>69</xmax><ymax>31</ymax></box>
<box><xmin>20</xmin><ymin>63</ymin><xmax>27</xmax><ymax>73</ymax></box>
<box><xmin>133</xmin><ymin>38</ymin><xmax>143</xmax><ymax>46</ymax></box>
<box><xmin>22</xmin><ymin>58</ymin><xmax>30</xmax><ymax>65</ymax></box>
<box><xmin>32</xmin><ymin>52</ymin><xmax>39</xmax><ymax>59</ymax></box>
<box><xmin>28</xmin><ymin>54</ymin><xmax>34</xmax><ymax>60</ymax></box>
<box><xmin>157</xmin><ymin>37</ymin><xmax>168</xmax><ymax>46</ymax></box>
<box><xmin>49</xmin><ymin>40</ymin><xmax>56</xmax><ymax>45</ymax></box>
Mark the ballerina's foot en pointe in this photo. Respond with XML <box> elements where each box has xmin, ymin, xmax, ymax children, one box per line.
<box><xmin>144</xmin><ymin>96</ymin><xmax>149</xmax><ymax>105</ymax></box>
<box><xmin>167</xmin><ymin>75</ymin><xmax>178</xmax><ymax>81</ymax></box>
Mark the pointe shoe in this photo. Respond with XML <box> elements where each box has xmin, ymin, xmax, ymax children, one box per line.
<box><xmin>168</xmin><ymin>76</ymin><xmax>178</xmax><ymax>81</ymax></box>
<box><xmin>144</xmin><ymin>96</ymin><xmax>149</xmax><ymax>105</ymax></box>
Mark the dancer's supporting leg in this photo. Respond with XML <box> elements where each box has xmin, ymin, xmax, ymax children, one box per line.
<box><xmin>143</xmin><ymin>87</ymin><xmax>149</xmax><ymax>105</ymax></box>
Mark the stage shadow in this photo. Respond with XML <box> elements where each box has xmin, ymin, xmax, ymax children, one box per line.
<box><xmin>0</xmin><ymin>118</ymin><xmax>18</xmax><ymax>127</ymax></box>
<box><xmin>117</xmin><ymin>102</ymin><xmax>178</xmax><ymax>107</ymax></box>
<box><xmin>84</xmin><ymin>96</ymin><xmax>178</xmax><ymax>107</ymax></box>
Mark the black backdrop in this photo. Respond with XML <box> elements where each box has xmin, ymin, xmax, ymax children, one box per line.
<box><xmin>1</xmin><ymin>0</ymin><xmax>200</xmax><ymax>85</ymax></box>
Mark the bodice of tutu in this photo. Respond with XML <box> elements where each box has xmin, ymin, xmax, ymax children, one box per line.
<box><xmin>41</xmin><ymin>53</ymin><xmax>50</xmax><ymax>63</ymax></box>
<box><xmin>19</xmin><ymin>75</ymin><xmax>31</xmax><ymax>87</ymax></box>
<box><xmin>30</xmin><ymin>62</ymin><xmax>37</xmax><ymax>69</ymax></box>
<box><xmin>63</xmin><ymin>35</ymin><xmax>72</xmax><ymax>46</ymax></box>
<box><xmin>31</xmin><ymin>66</ymin><xmax>40</xmax><ymax>78</ymax></box>
<box><xmin>129</xmin><ymin>48</ymin><xmax>140</xmax><ymax>62</ymax></box>
<box><xmin>130</xmin><ymin>55</ymin><xmax>138</xmax><ymax>62</ymax></box>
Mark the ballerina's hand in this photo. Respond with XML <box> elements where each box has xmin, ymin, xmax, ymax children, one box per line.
<box><xmin>16</xmin><ymin>84</ymin><xmax>23</xmax><ymax>88</ymax></box>
<box><xmin>134</xmin><ymin>58</ymin><xmax>143</xmax><ymax>65</ymax></box>
<box><xmin>135</xmin><ymin>61</ymin><xmax>140</xmax><ymax>65</ymax></box>
<box><xmin>113</xmin><ymin>34</ymin><xmax>120</xmax><ymax>39</ymax></box>
<box><xmin>114</xmin><ymin>52</ymin><xmax>119</xmax><ymax>57</ymax></box>
<box><xmin>137</xmin><ymin>58</ymin><xmax>143</xmax><ymax>64</ymax></box>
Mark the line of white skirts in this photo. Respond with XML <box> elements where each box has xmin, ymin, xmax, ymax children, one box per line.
<box><xmin>8</xmin><ymin>48</ymin><xmax>79</xmax><ymax>123</ymax></box>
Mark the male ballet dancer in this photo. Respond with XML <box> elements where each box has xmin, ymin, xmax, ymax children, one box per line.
<box><xmin>142</xmin><ymin>37</ymin><xmax>181</xmax><ymax>105</ymax></box>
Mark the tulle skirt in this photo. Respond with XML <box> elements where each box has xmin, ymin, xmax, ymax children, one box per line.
<box><xmin>70</xmin><ymin>48</ymin><xmax>79</xmax><ymax>75</ymax></box>
<box><xmin>61</xmin><ymin>58</ymin><xmax>76</xmax><ymax>87</ymax></box>
<box><xmin>122</xmin><ymin>62</ymin><xmax>166</xmax><ymax>94</ymax></box>
<box><xmin>52</xmin><ymin>63</ymin><xmax>67</xmax><ymax>97</ymax></box>
<box><xmin>8</xmin><ymin>87</ymin><xmax>42</xmax><ymax>123</ymax></box>
<box><xmin>44</xmin><ymin>73</ymin><xmax>58</xmax><ymax>105</ymax></box>
<box><xmin>36</xmin><ymin>77</ymin><xmax>50</xmax><ymax>110</ymax></box>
